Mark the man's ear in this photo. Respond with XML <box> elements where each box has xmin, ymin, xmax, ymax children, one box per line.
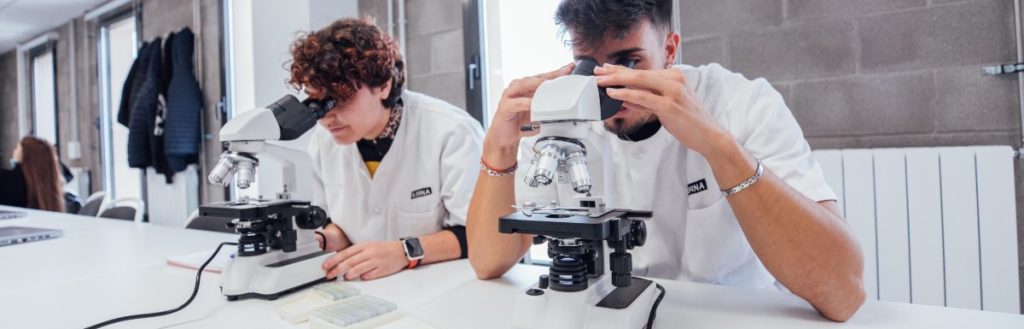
<box><xmin>664</xmin><ymin>31</ymin><xmax>681</xmax><ymax>67</ymax></box>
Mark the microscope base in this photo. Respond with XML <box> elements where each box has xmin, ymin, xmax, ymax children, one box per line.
<box><xmin>220</xmin><ymin>246</ymin><xmax>334</xmax><ymax>301</ymax></box>
<box><xmin>513</xmin><ymin>276</ymin><xmax>659</xmax><ymax>329</ymax></box>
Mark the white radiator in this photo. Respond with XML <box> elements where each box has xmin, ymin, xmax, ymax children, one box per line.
<box><xmin>813</xmin><ymin>146</ymin><xmax>1020</xmax><ymax>313</ymax></box>
<box><xmin>145</xmin><ymin>165</ymin><xmax>200</xmax><ymax>227</ymax></box>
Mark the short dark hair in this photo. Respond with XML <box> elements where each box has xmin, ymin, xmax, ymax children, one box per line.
<box><xmin>555</xmin><ymin>0</ymin><xmax>673</xmax><ymax>51</ymax></box>
<box><xmin>289</xmin><ymin>17</ymin><xmax>405</xmax><ymax>108</ymax></box>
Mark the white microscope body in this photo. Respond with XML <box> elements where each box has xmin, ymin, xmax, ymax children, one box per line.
<box><xmin>505</xmin><ymin>60</ymin><xmax>661</xmax><ymax>329</ymax></box>
<box><xmin>202</xmin><ymin>96</ymin><xmax>334</xmax><ymax>301</ymax></box>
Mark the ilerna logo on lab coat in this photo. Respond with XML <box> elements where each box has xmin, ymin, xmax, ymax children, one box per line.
<box><xmin>687</xmin><ymin>179</ymin><xmax>708</xmax><ymax>195</ymax></box>
<box><xmin>411</xmin><ymin>187</ymin><xmax>432</xmax><ymax>199</ymax></box>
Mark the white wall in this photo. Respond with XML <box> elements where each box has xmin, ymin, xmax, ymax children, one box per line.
<box><xmin>309</xmin><ymin>0</ymin><xmax>358</xmax><ymax>30</ymax></box>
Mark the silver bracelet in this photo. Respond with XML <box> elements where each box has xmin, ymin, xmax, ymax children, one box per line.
<box><xmin>480</xmin><ymin>160</ymin><xmax>518</xmax><ymax>177</ymax></box>
<box><xmin>721</xmin><ymin>159</ymin><xmax>764</xmax><ymax>197</ymax></box>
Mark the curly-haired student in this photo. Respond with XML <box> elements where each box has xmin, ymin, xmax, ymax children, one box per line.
<box><xmin>290</xmin><ymin>17</ymin><xmax>483</xmax><ymax>281</ymax></box>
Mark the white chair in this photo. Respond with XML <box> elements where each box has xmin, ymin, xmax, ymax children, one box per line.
<box><xmin>99</xmin><ymin>198</ymin><xmax>146</xmax><ymax>223</ymax></box>
<box><xmin>77</xmin><ymin>191</ymin><xmax>109</xmax><ymax>217</ymax></box>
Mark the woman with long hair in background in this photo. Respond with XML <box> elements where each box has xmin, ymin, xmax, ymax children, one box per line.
<box><xmin>0</xmin><ymin>136</ymin><xmax>64</xmax><ymax>212</ymax></box>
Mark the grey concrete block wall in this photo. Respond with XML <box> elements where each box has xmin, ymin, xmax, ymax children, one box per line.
<box><xmin>790</xmin><ymin>71</ymin><xmax>936</xmax><ymax>136</ymax></box>
<box><xmin>360</xmin><ymin>0</ymin><xmax>467</xmax><ymax>110</ymax></box>
<box><xmin>53</xmin><ymin>19</ymin><xmax>103</xmax><ymax>194</ymax></box>
<box><xmin>680</xmin><ymin>0</ymin><xmax>1024</xmax><ymax>311</ymax></box>
<box><xmin>679</xmin><ymin>0</ymin><xmax>782</xmax><ymax>38</ymax></box>
<box><xmin>0</xmin><ymin>52</ymin><xmax>17</xmax><ymax>163</ymax></box>
<box><xmin>729</xmin><ymin>20</ymin><xmax>857</xmax><ymax>81</ymax></box>
<box><xmin>786</xmin><ymin>0</ymin><xmax>927</xmax><ymax>22</ymax></box>
<box><xmin>858</xmin><ymin>0</ymin><xmax>1015</xmax><ymax>73</ymax></box>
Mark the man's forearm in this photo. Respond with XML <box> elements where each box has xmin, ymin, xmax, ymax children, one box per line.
<box><xmin>419</xmin><ymin>230</ymin><xmax>462</xmax><ymax>265</ymax></box>
<box><xmin>705</xmin><ymin>136</ymin><xmax>865</xmax><ymax>321</ymax></box>
<box><xmin>467</xmin><ymin>147</ymin><xmax>533</xmax><ymax>279</ymax></box>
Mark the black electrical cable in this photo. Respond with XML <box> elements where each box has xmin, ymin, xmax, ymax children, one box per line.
<box><xmin>84</xmin><ymin>242</ymin><xmax>238</xmax><ymax>329</ymax></box>
<box><xmin>645</xmin><ymin>283</ymin><xmax>667</xmax><ymax>329</ymax></box>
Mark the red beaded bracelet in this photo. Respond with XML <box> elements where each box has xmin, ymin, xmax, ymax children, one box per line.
<box><xmin>480</xmin><ymin>158</ymin><xmax>517</xmax><ymax>177</ymax></box>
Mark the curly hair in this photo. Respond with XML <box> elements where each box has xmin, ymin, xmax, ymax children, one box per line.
<box><xmin>289</xmin><ymin>17</ymin><xmax>405</xmax><ymax>108</ymax></box>
<box><xmin>555</xmin><ymin>0</ymin><xmax>673</xmax><ymax>51</ymax></box>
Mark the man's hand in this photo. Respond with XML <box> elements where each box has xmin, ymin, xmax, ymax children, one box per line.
<box><xmin>597</xmin><ymin>64</ymin><xmax>866</xmax><ymax>320</ymax></box>
<box><xmin>595</xmin><ymin>64</ymin><xmax>729</xmax><ymax>157</ymax></box>
<box><xmin>468</xmin><ymin>63</ymin><xmax>575</xmax><ymax>279</ymax></box>
<box><xmin>315</xmin><ymin>223</ymin><xmax>351</xmax><ymax>252</ymax></box>
<box><xmin>321</xmin><ymin>241</ymin><xmax>407</xmax><ymax>281</ymax></box>
<box><xmin>482</xmin><ymin>63</ymin><xmax>575</xmax><ymax>168</ymax></box>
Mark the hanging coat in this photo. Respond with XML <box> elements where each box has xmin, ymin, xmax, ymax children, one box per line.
<box><xmin>163</xmin><ymin>27</ymin><xmax>203</xmax><ymax>173</ymax></box>
<box><xmin>126</xmin><ymin>38</ymin><xmax>162</xmax><ymax>169</ymax></box>
<box><xmin>116</xmin><ymin>41</ymin><xmax>152</xmax><ymax>128</ymax></box>
<box><xmin>151</xmin><ymin>31</ymin><xmax>177</xmax><ymax>182</ymax></box>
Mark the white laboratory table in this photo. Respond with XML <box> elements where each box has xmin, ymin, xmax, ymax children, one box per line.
<box><xmin>0</xmin><ymin>206</ymin><xmax>233</xmax><ymax>295</ymax></box>
<box><xmin>1</xmin><ymin>206</ymin><xmax>1023</xmax><ymax>329</ymax></box>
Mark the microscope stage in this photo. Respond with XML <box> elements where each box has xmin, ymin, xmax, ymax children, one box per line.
<box><xmin>498</xmin><ymin>209</ymin><xmax>651</xmax><ymax>240</ymax></box>
<box><xmin>199</xmin><ymin>199</ymin><xmax>310</xmax><ymax>219</ymax></box>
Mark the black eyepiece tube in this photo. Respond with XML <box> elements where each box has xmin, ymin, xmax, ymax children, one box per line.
<box><xmin>268</xmin><ymin>95</ymin><xmax>334</xmax><ymax>141</ymax></box>
<box><xmin>572</xmin><ymin>58</ymin><xmax>600</xmax><ymax>76</ymax></box>
<box><xmin>571</xmin><ymin>58</ymin><xmax>637</xmax><ymax>120</ymax></box>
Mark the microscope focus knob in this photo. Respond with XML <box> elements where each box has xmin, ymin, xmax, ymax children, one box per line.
<box><xmin>612</xmin><ymin>273</ymin><xmax>632</xmax><ymax>288</ymax></box>
<box><xmin>627</xmin><ymin>220</ymin><xmax>647</xmax><ymax>248</ymax></box>
<box><xmin>296</xmin><ymin>205</ymin><xmax>329</xmax><ymax>229</ymax></box>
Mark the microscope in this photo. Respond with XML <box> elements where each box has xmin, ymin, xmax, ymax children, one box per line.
<box><xmin>199</xmin><ymin>95</ymin><xmax>335</xmax><ymax>301</ymax></box>
<box><xmin>499</xmin><ymin>59</ymin><xmax>663</xmax><ymax>329</ymax></box>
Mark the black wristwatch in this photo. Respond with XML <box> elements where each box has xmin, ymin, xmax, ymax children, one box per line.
<box><xmin>401</xmin><ymin>237</ymin><xmax>424</xmax><ymax>269</ymax></box>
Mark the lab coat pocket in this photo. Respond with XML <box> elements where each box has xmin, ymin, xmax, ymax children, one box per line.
<box><xmin>394</xmin><ymin>202</ymin><xmax>445</xmax><ymax>238</ymax></box>
<box><xmin>684</xmin><ymin>196</ymin><xmax>753</xmax><ymax>283</ymax></box>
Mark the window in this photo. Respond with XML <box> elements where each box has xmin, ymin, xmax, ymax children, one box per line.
<box><xmin>474</xmin><ymin>0</ymin><xmax>576</xmax><ymax>265</ymax></box>
<box><xmin>27</xmin><ymin>44</ymin><xmax>58</xmax><ymax>145</ymax></box>
<box><xmin>97</xmin><ymin>14</ymin><xmax>141</xmax><ymax>201</ymax></box>
<box><xmin>479</xmin><ymin>0</ymin><xmax>572</xmax><ymax>129</ymax></box>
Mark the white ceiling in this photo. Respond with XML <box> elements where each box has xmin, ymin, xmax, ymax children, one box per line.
<box><xmin>0</xmin><ymin>0</ymin><xmax>109</xmax><ymax>54</ymax></box>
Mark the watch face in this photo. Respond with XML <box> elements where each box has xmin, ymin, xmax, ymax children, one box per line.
<box><xmin>404</xmin><ymin>238</ymin><xmax>424</xmax><ymax>259</ymax></box>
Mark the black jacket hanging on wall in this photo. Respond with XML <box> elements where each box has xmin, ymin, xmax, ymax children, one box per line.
<box><xmin>117</xmin><ymin>41</ymin><xmax>151</xmax><ymax>128</ymax></box>
<box><xmin>126</xmin><ymin>37</ymin><xmax>161</xmax><ymax>168</ymax></box>
<box><xmin>122</xmin><ymin>27</ymin><xmax>204</xmax><ymax>183</ymax></box>
<box><xmin>150</xmin><ymin>31</ymin><xmax>176</xmax><ymax>182</ymax></box>
<box><xmin>164</xmin><ymin>28</ymin><xmax>202</xmax><ymax>173</ymax></box>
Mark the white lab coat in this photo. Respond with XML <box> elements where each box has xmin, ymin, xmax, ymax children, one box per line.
<box><xmin>309</xmin><ymin>91</ymin><xmax>484</xmax><ymax>243</ymax></box>
<box><xmin>516</xmin><ymin>63</ymin><xmax>836</xmax><ymax>290</ymax></box>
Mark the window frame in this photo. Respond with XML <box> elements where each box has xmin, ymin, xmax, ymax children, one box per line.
<box><xmin>26</xmin><ymin>42</ymin><xmax>60</xmax><ymax>146</ymax></box>
<box><xmin>95</xmin><ymin>8</ymin><xmax>141</xmax><ymax>201</ymax></box>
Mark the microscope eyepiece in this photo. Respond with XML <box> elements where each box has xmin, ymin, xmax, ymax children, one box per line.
<box><xmin>302</xmin><ymin>97</ymin><xmax>336</xmax><ymax>119</ymax></box>
<box><xmin>571</xmin><ymin>58</ymin><xmax>638</xmax><ymax>120</ymax></box>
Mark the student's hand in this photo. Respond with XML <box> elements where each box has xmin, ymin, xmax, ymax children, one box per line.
<box><xmin>595</xmin><ymin>64</ymin><xmax>730</xmax><ymax>157</ymax></box>
<box><xmin>321</xmin><ymin>240</ymin><xmax>407</xmax><ymax>281</ymax></box>
<box><xmin>482</xmin><ymin>63</ymin><xmax>575</xmax><ymax>169</ymax></box>
<box><xmin>315</xmin><ymin>223</ymin><xmax>349</xmax><ymax>252</ymax></box>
